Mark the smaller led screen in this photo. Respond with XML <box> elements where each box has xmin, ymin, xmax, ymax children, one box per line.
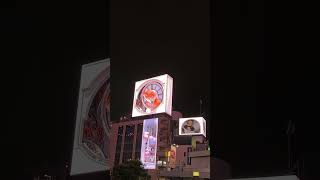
<box><xmin>140</xmin><ymin>118</ymin><xmax>158</xmax><ymax>169</ymax></box>
<box><xmin>179</xmin><ymin>117</ymin><xmax>206</xmax><ymax>137</ymax></box>
<box><xmin>168</xmin><ymin>145</ymin><xmax>177</xmax><ymax>168</ymax></box>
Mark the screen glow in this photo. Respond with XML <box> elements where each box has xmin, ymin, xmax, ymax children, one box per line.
<box><xmin>70</xmin><ymin>59</ymin><xmax>111</xmax><ymax>175</ymax></box>
<box><xmin>179</xmin><ymin>117</ymin><xmax>206</xmax><ymax>137</ymax></box>
<box><xmin>140</xmin><ymin>118</ymin><xmax>158</xmax><ymax>169</ymax></box>
<box><xmin>132</xmin><ymin>74</ymin><xmax>173</xmax><ymax>117</ymax></box>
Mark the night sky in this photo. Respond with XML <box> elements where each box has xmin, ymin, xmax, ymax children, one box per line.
<box><xmin>110</xmin><ymin>0</ymin><xmax>210</xmax><ymax>120</ymax></box>
<box><xmin>2</xmin><ymin>0</ymin><xmax>319</xmax><ymax>179</ymax></box>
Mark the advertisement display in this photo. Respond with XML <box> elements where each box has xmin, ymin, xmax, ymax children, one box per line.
<box><xmin>179</xmin><ymin>117</ymin><xmax>206</xmax><ymax>137</ymax></box>
<box><xmin>168</xmin><ymin>145</ymin><xmax>177</xmax><ymax>168</ymax></box>
<box><xmin>132</xmin><ymin>74</ymin><xmax>173</xmax><ymax>117</ymax></box>
<box><xmin>70</xmin><ymin>59</ymin><xmax>111</xmax><ymax>175</ymax></box>
<box><xmin>140</xmin><ymin>118</ymin><xmax>159</xmax><ymax>169</ymax></box>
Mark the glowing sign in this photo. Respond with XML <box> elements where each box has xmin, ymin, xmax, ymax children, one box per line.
<box><xmin>132</xmin><ymin>74</ymin><xmax>173</xmax><ymax>117</ymax></box>
<box><xmin>193</xmin><ymin>171</ymin><xmax>200</xmax><ymax>177</ymax></box>
<box><xmin>140</xmin><ymin>118</ymin><xmax>158</xmax><ymax>169</ymax></box>
<box><xmin>179</xmin><ymin>117</ymin><xmax>206</xmax><ymax>137</ymax></box>
<box><xmin>70</xmin><ymin>59</ymin><xmax>111</xmax><ymax>175</ymax></box>
<box><xmin>168</xmin><ymin>145</ymin><xmax>177</xmax><ymax>168</ymax></box>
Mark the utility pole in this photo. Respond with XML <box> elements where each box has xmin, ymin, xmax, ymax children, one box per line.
<box><xmin>65</xmin><ymin>162</ymin><xmax>69</xmax><ymax>180</ymax></box>
<box><xmin>200</xmin><ymin>98</ymin><xmax>202</xmax><ymax>117</ymax></box>
<box><xmin>286</xmin><ymin>119</ymin><xmax>295</xmax><ymax>171</ymax></box>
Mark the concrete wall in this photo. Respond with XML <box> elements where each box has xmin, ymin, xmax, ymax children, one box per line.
<box><xmin>176</xmin><ymin>145</ymin><xmax>190</xmax><ymax>167</ymax></box>
<box><xmin>108</xmin><ymin>122</ymin><xmax>118</xmax><ymax>166</ymax></box>
<box><xmin>189</xmin><ymin>150</ymin><xmax>210</xmax><ymax>158</ymax></box>
<box><xmin>190</xmin><ymin>156</ymin><xmax>210</xmax><ymax>170</ymax></box>
<box><xmin>171</xmin><ymin>111</ymin><xmax>183</xmax><ymax>121</ymax></box>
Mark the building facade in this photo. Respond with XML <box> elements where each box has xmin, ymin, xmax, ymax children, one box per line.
<box><xmin>109</xmin><ymin>111</ymin><xmax>231</xmax><ymax>180</ymax></box>
<box><xmin>109</xmin><ymin>111</ymin><xmax>183</xmax><ymax>179</ymax></box>
<box><xmin>157</xmin><ymin>140</ymin><xmax>211</xmax><ymax>179</ymax></box>
<box><xmin>110</xmin><ymin>111</ymin><xmax>229</xmax><ymax>179</ymax></box>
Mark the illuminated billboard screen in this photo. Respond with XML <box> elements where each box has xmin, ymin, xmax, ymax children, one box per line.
<box><xmin>168</xmin><ymin>145</ymin><xmax>177</xmax><ymax>168</ymax></box>
<box><xmin>179</xmin><ymin>117</ymin><xmax>206</xmax><ymax>137</ymax></box>
<box><xmin>140</xmin><ymin>118</ymin><xmax>158</xmax><ymax>169</ymax></box>
<box><xmin>132</xmin><ymin>74</ymin><xmax>173</xmax><ymax>117</ymax></box>
<box><xmin>70</xmin><ymin>59</ymin><xmax>112</xmax><ymax>175</ymax></box>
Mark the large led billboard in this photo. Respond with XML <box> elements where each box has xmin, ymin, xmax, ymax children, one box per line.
<box><xmin>179</xmin><ymin>117</ymin><xmax>206</xmax><ymax>137</ymax></box>
<box><xmin>132</xmin><ymin>74</ymin><xmax>173</xmax><ymax>117</ymax></box>
<box><xmin>70</xmin><ymin>59</ymin><xmax>112</xmax><ymax>175</ymax></box>
<box><xmin>140</xmin><ymin>118</ymin><xmax>158</xmax><ymax>169</ymax></box>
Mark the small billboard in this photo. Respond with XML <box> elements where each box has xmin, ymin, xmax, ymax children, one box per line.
<box><xmin>179</xmin><ymin>117</ymin><xmax>206</xmax><ymax>137</ymax></box>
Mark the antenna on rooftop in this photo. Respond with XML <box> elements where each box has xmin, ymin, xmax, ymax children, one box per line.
<box><xmin>200</xmin><ymin>97</ymin><xmax>202</xmax><ymax>117</ymax></box>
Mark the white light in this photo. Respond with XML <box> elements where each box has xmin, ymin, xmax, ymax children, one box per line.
<box><xmin>140</xmin><ymin>118</ymin><xmax>158</xmax><ymax>169</ymax></box>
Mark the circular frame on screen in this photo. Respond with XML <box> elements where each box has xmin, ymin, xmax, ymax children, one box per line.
<box><xmin>134</xmin><ymin>79</ymin><xmax>164</xmax><ymax>114</ymax></box>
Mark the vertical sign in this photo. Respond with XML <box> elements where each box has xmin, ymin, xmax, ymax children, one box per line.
<box><xmin>140</xmin><ymin>118</ymin><xmax>158</xmax><ymax>169</ymax></box>
<box><xmin>70</xmin><ymin>59</ymin><xmax>111</xmax><ymax>175</ymax></box>
<box><xmin>168</xmin><ymin>145</ymin><xmax>177</xmax><ymax>168</ymax></box>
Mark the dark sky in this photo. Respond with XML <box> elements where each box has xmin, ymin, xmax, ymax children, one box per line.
<box><xmin>3</xmin><ymin>0</ymin><xmax>319</xmax><ymax>179</ymax></box>
<box><xmin>110</xmin><ymin>0</ymin><xmax>210</xmax><ymax>120</ymax></box>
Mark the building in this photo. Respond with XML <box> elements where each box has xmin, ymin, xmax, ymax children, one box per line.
<box><xmin>158</xmin><ymin>144</ymin><xmax>211</xmax><ymax>179</ymax></box>
<box><xmin>109</xmin><ymin>110</ymin><xmax>232</xmax><ymax>180</ymax></box>
<box><xmin>109</xmin><ymin>111</ymin><xmax>183</xmax><ymax>179</ymax></box>
<box><xmin>157</xmin><ymin>143</ymin><xmax>232</xmax><ymax>180</ymax></box>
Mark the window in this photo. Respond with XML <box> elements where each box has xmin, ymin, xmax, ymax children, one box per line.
<box><xmin>184</xmin><ymin>152</ymin><xmax>186</xmax><ymax>157</ymax></box>
<box><xmin>187</xmin><ymin>147</ymin><xmax>192</xmax><ymax>165</ymax></box>
<box><xmin>123</xmin><ymin>125</ymin><xmax>135</xmax><ymax>162</ymax></box>
<box><xmin>135</xmin><ymin>123</ymin><xmax>143</xmax><ymax>160</ymax></box>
